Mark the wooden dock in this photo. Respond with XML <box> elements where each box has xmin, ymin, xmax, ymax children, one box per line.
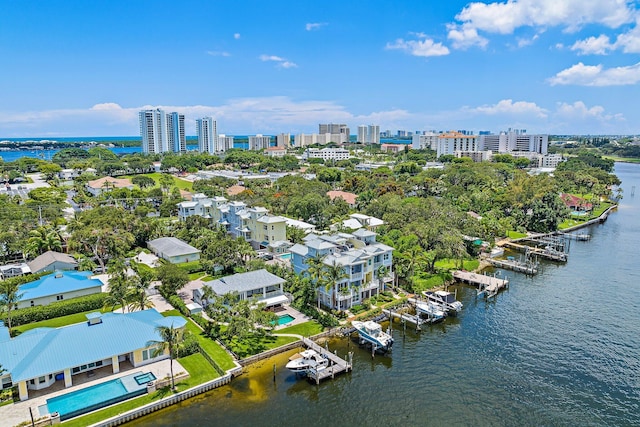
<box><xmin>487</xmin><ymin>258</ymin><xmax>538</xmax><ymax>275</ymax></box>
<box><xmin>498</xmin><ymin>241</ymin><xmax>568</xmax><ymax>262</ymax></box>
<box><xmin>301</xmin><ymin>338</ymin><xmax>352</xmax><ymax>384</ymax></box>
<box><xmin>453</xmin><ymin>270</ymin><xmax>509</xmax><ymax>298</ymax></box>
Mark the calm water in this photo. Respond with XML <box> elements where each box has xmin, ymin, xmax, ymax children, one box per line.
<box><xmin>131</xmin><ymin>163</ymin><xmax>640</xmax><ymax>427</ymax></box>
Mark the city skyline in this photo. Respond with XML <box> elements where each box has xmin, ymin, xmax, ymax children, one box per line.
<box><xmin>1</xmin><ymin>0</ymin><xmax>640</xmax><ymax>137</ymax></box>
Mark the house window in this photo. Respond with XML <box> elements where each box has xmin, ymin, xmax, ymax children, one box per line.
<box><xmin>56</xmin><ymin>295</ymin><xmax>64</xmax><ymax>301</ymax></box>
<box><xmin>142</xmin><ymin>349</ymin><xmax>149</xmax><ymax>361</ymax></box>
<box><xmin>383</xmin><ymin>254</ymin><xmax>390</xmax><ymax>261</ymax></box>
<box><xmin>38</xmin><ymin>376</ymin><xmax>46</xmax><ymax>384</ymax></box>
<box><xmin>30</xmin><ymin>301</ymin><xmax>34</xmax><ymax>307</ymax></box>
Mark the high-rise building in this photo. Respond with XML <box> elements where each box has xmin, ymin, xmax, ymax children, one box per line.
<box><xmin>218</xmin><ymin>134</ymin><xmax>234</xmax><ymax>152</ymax></box>
<box><xmin>357</xmin><ymin>125</ymin><xmax>367</xmax><ymax>143</ymax></box>
<box><xmin>436</xmin><ymin>131</ymin><xmax>478</xmax><ymax>158</ymax></box>
<box><xmin>368</xmin><ymin>125</ymin><xmax>380</xmax><ymax>144</ymax></box>
<box><xmin>319</xmin><ymin>123</ymin><xmax>350</xmax><ymax>142</ymax></box>
<box><xmin>412</xmin><ymin>132</ymin><xmax>440</xmax><ymax>150</ymax></box>
<box><xmin>276</xmin><ymin>133</ymin><xmax>291</xmax><ymax>148</ymax></box>
<box><xmin>477</xmin><ymin>131</ymin><xmax>548</xmax><ymax>154</ymax></box>
<box><xmin>167</xmin><ymin>112</ymin><xmax>186</xmax><ymax>153</ymax></box>
<box><xmin>249</xmin><ymin>134</ymin><xmax>271</xmax><ymax>150</ymax></box>
<box><xmin>196</xmin><ymin>117</ymin><xmax>218</xmax><ymax>154</ymax></box>
<box><xmin>139</xmin><ymin>109</ymin><xmax>168</xmax><ymax>154</ymax></box>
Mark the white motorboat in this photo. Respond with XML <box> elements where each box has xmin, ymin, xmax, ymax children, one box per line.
<box><xmin>285</xmin><ymin>349</ymin><xmax>329</xmax><ymax>373</ymax></box>
<box><xmin>423</xmin><ymin>290</ymin><xmax>463</xmax><ymax>314</ymax></box>
<box><xmin>415</xmin><ymin>301</ymin><xmax>446</xmax><ymax>321</ymax></box>
<box><xmin>352</xmin><ymin>320</ymin><xmax>394</xmax><ymax>351</ymax></box>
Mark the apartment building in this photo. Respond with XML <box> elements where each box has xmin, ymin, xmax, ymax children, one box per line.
<box><xmin>303</xmin><ymin>147</ymin><xmax>350</xmax><ymax>161</ymax></box>
<box><xmin>436</xmin><ymin>131</ymin><xmax>479</xmax><ymax>158</ymax></box>
<box><xmin>139</xmin><ymin>109</ymin><xmax>184</xmax><ymax>154</ymax></box>
<box><xmin>249</xmin><ymin>134</ymin><xmax>272</xmax><ymax>150</ymax></box>
<box><xmin>290</xmin><ymin>231</ymin><xmax>393</xmax><ymax>311</ymax></box>
<box><xmin>196</xmin><ymin>117</ymin><xmax>218</xmax><ymax>154</ymax></box>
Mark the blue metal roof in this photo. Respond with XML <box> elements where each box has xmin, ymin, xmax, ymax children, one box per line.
<box><xmin>18</xmin><ymin>271</ymin><xmax>103</xmax><ymax>302</ymax></box>
<box><xmin>0</xmin><ymin>309</ymin><xmax>186</xmax><ymax>383</ymax></box>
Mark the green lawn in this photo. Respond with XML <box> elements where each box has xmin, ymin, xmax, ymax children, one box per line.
<box><xmin>603</xmin><ymin>155</ymin><xmax>640</xmax><ymax>164</ymax></box>
<box><xmin>558</xmin><ymin>201</ymin><xmax>614</xmax><ymax>230</ymax></box>
<box><xmin>13</xmin><ymin>306</ymin><xmax>122</xmax><ymax>335</ymax></box>
<box><xmin>277</xmin><ymin>321</ymin><xmax>324</xmax><ymax>337</ymax></box>
<box><xmin>121</xmin><ymin>172</ymin><xmax>193</xmax><ymax>191</ymax></box>
<box><xmin>224</xmin><ymin>333</ymin><xmax>298</xmax><ymax>359</ymax></box>
<box><xmin>434</xmin><ymin>258</ymin><xmax>479</xmax><ymax>271</ymax></box>
<box><xmin>188</xmin><ymin>272</ymin><xmax>207</xmax><ymax>280</ymax></box>
<box><xmin>62</xmin><ymin>353</ymin><xmax>218</xmax><ymax>427</ymax></box>
<box><xmin>506</xmin><ymin>230</ymin><xmax>528</xmax><ymax>239</ymax></box>
<box><xmin>162</xmin><ymin>310</ymin><xmax>236</xmax><ymax>372</ymax></box>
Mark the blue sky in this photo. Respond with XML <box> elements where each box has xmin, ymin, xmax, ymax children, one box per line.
<box><xmin>1</xmin><ymin>0</ymin><xmax>639</xmax><ymax>137</ymax></box>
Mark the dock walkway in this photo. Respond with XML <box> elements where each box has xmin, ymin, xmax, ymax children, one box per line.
<box><xmin>487</xmin><ymin>258</ymin><xmax>537</xmax><ymax>275</ymax></box>
<box><xmin>498</xmin><ymin>241</ymin><xmax>568</xmax><ymax>262</ymax></box>
<box><xmin>301</xmin><ymin>338</ymin><xmax>352</xmax><ymax>384</ymax></box>
<box><xmin>453</xmin><ymin>270</ymin><xmax>509</xmax><ymax>298</ymax></box>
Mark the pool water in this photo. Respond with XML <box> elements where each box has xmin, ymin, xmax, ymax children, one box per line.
<box><xmin>279</xmin><ymin>253</ymin><xmax>292</xmax><ymax>260</ymax></box>
<box><xmin>134</xmin><ymin>372</ymin><xmax>156</xmax><ymax>385</ymax></box>
<box><xmin>46</xmin><ymin>371</ymin><xmax>153</xmax><ymax>420</ymax></box>
<box><xmin>277</xmin><ymin>314</ymin><xmax>295</xmax><ymax>325</ymax></box>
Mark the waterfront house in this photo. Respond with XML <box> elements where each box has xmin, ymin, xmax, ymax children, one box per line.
<box><xmin>27</xmin><ymin>251</ymin><xmax>77</xmax><ymax>274</ymax></box>
<box><xmin>0</xmin><ymin>309</ymin><xmax>186</xmax><ymax>401</ymax></box>
<box><xmin>560</xmin><ymin>193</ymin><xmax>593</xmax><ymax>212</ymax></box>
<box><xmin>147</xmin><ymin>237</ymin><xmax>201</xmax><ymax>264</ymax></box>
<box><xmin>339</xmin><ymin>213</ymin><xmax>384</xmax><ymax>231</ymax></box>
<box><xmin>290</xmin><ymin>231</ymin><xmax>393</xmax><ymax>311</ymax></box>
<box><xmin>326</xmin><ymin>190</ymin><xmax>358</xmax><ymax>207</ymax></box>
<box><xmin>17</xmin><ymin>271</ymin><xmax>103</xmax><ymax>309</ymax></box>
<box><xmin>192</xmin><ymin>269</ymin><xmax>289</xmax><ymax>309</ymax></box>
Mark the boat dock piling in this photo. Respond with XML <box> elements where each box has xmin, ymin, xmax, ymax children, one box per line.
<box><xmin>498</xmin><ymin>241</ymin><xmax>568</xmax><ymax>262</ymax></box>
<box><xmin>383</xmin><ymin>308</ymin><xmax>423</xmax><ymax>331</ymax></box>
<box><xmin>453</xmin><ymin>270</ymin><xmax>509</xmax><ymax>298</ymax></box>
<box><xmin>302</xmin><ymin>338</ymin><xmax>352</xmax><ymax>384</ymax></box>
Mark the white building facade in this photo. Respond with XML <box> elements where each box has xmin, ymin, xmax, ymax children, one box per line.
<box><xmin>249</xmin><ymin>134</ymin><xmax>272</xmax><ymax>150</ymax></box>
<box><xmin>196</xmin><ymin>117</ymin><xmax>218</xmax><ymax>154</ymax></box>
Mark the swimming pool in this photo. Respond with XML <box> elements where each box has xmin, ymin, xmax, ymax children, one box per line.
<box><xmin>279</xmin><ymin>253</ymin><xmax>292</xmax><ymax>260</ymax></box>
<box><xmin>46</xmin><ymin>371</ymin><xmax>153</xmax><ymax>420</ymax></box>
<box><xmin>277</xmin><ymin>314</ymin><xmax>295</xmax><ymax>325</ymax></box>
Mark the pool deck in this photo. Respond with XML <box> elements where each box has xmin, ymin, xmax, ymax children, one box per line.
<box><xmin>273</xmin><ymin>305</ymin><xmax>311</xmax><ymax>330</ymax></box>
<box><xmin>0</xmin><ymin>358</ymin><xmax>184</xmax><ymax>427</ymax></box>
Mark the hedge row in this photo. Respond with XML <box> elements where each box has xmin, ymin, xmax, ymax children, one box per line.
<box><xmin>2</xmin><ymin>293</ymin><xmax>108</xmax><ymax>327</ymax></box>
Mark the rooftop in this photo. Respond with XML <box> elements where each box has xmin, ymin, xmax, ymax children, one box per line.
<box><xmin>203</xmin><ymin>269</ymin><xmax>286</xmax><ymax>295</ymax></box>
<box><xmin>147</xmin><ymin>237</ymin><xmax>201</xmax><ymax>258</ymax></box>
<box><xmin>27</xmin><ymin>251</ymin><xmax>77</xmax><ymax>273</ymax></box>
<box><xmin>18</xmin><ymin>271</ymin><xmax>102</xmax><ymax>302</ymax></box>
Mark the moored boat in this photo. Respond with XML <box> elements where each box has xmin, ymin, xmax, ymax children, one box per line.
<box><xmin>423</xmin><ymin>290</ymin><xmax>463</xmax><ymax>315</ymax></box>
<box><xmin>415</xmin><ymin>301</ymin><xmax>446</xmax><ymax>322</ymax></box>
<box><xmin>352</xmin><ymin>320</ymin><xmax>394</xmax><ymax>352</ymax></box>
<box><xmin>285</xmin><ymin>349</ymin><xmax>329</xmax><ymax>373</ymax></box>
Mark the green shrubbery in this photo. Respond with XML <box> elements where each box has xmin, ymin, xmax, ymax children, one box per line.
<box><xmin>1</xmin><ymin>293</ymin><xmax>108</xmax><ymax>327</ymax></box>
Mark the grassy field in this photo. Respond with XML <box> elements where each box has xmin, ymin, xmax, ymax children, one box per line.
<box><xmin>434</xmin><ymin>258</ymin><xmax>479</xmax><ymax>271</ymax></box>
<box><xmin>13</xmin><ymin>306</ymin><xmax>122</xmax><ymax>335</ymax></box>
<box><xmin>558</xmin><ymin>201</ymin><xmax>614</xmax><ymax>230</ymax></box>
<box><xmin>62</xmin><ymin>353</ymin><xmax>218</xmax><ymax>427</ymax></box>
<box><xmin>277</xmin><ymin>321</ymin><xmax>324</xmax><ymax>337</ymax></box>
<box><xmin>121</xmin><ymin>172</ymin><xmax>193</xmax><ymax>191</ymax></box>
<box><xmin>162</xmin><ymin>310</ymin><xmax>236</xmax><ymax>371</ymax></box>
<box><xmin>603</xmin><ymin>155</ymin><xmax>640</xmax><ymax>164</ymax></box>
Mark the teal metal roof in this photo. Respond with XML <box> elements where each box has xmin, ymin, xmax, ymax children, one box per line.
<box><xmin>18</xmin><ymin>271</ymin><xmax>103</xmax><ymax>302</ymax></box>
<box><xmin>0</xmin><ymin>309</ymin><xmax>186</xmax><ymax>383</ymax></box>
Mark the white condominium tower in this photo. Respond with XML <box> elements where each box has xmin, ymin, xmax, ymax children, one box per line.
<box><xmin>368</xmin><ymin>125</ymin><xmax>380</xmax><ymax>144</ymax></box>
<box><xmin>167</xmin><ymin>112</ymin><xmax>186</xmax><ymax>153</ymax></box>
<box><xmin>139</xmin><ymin>109</ymin><xmax>185</xmax><ymax>154</ymax></box>
<box><xmin>196</xmin><ymin>117</ymin><xmax>218</xmax><ymax>154</ymax></box>
<box><xmin>357</xmin><ymin>125</ymin><xmax>367</xmax><ymax>143</ymax></box>
<box><xmin>249</xmin><ymin>134</ymin><xmax>271</xmax><ymax>150</ymax></box>
<box><xmin>139</xmin><ymin>109</ymin><xmax>168</xmax><ymax>154</ymax></box>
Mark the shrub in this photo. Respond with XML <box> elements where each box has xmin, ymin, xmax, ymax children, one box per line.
<box><xmin>177</xmin><ymin>332</ymin><xmax>200</xmax><ymax>357</ymax></box>
<box><xmin>1</xmin><ymin>293</ymin><xmax>108</xmax><ymax>326</ymax></box>
<box><xmin>350</xmin><ymin>304</ymin><xmax>367</xmax><ymax>314</ymax></box>
<box><xmin>167</xmin><ymin>295</ymin><xmax>190</xmax><ymax>317</ymax></box>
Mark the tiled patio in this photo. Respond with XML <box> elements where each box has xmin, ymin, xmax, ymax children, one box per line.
<box><xmin>0</xmin><ymin>358</ymin><xmax>184</xmax><ymax>427</ymax></box>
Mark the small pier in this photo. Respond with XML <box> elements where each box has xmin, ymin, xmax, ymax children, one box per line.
<box><xmin>487</xmin><ymin>258</ymin><xmax>538</xmax><ymax>275</ymax></box>
<box><xmin>558</xmin><ymin>232</ymin><xmax>591</xmax><ymax>241</ymax></box>
<box><xmin>498</xmin><ymin>241</ymin><xmax>568</xmax><ymax>262</ymax></box>
<box><xmin>453</xmin><ymin>270</ymin><xmax>509</xmax><ymax>298</ymax></box>
<box><xmin>301</xmin><ymin>338</ymin><xmax>352</xmax><ymax>384</ymax></box>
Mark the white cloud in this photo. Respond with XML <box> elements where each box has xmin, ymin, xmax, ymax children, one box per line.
<box><xmin>259</xmin><ymin>54</ymin><xmax>297</xmax><ymax>68</ymax></box>
<box><xmin>233</xmin><ymin>33</ymin><xmax>241</xmax><ymax>39</ymax></box>
<box><xmin>613</xmin><ymin>18</ymin><xmax>640</xmax><ymax>53</ymax></box>
<box><xmin>556</xmin><ymin>101</ymin><xmax>608</xmax><ymax>118</ymax></box>
<box><xmin>548</xmin><ymin>62</ymin><xmax>640</xmax><ymax>86</ymax></box>
<box><xmin>467</xmin><ymin>99</ymin><xmax>548</xmax><ymax>118</ymax></box>
<box><xmin>570</xmin><ymin>35</ymin><xmax>613</xmax><ymax>55</ymax></box>
<box><xmin>306</xmin><ymin>22</ymin><xmax>327</xmax><ymax>31</ymax></box>
<box><xmin>448</xmin><ymin>0</ymin><xmax>635</xmax><ymax>49</ymax></box>
<box><xmin>447</xmin><ymin>23</ymin><xmax>488</xmax><ymax>49</ymax></box>
<box><xmin>206</xmin><ymin>50</ymin><xmax>231</xmax><ymax>57</ymax></box>
<box><xmin>385</xmin><ymin>37</ymin><xmax>450</xmax><ymax>57</ymax></box>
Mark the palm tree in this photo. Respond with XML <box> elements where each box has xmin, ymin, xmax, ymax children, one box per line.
<box><xmin>376</xmin><ymin>265</ymin><xmax>389</xmax><ymax>296</ymax></box>
<box><xmin>126</xmin><ymin>276</ymin><xmax>153</xmax><ymax>312</ymax></box>
<box><xmin>25</xmin><ymin>226</ymin><xmax>62</xmax><ymax>257</ymax></box>
<box><xmin>0</xmin><ymin>277</ymin><xmax>24</xmax><ymax>335</ymax></box>
<box><xmin>304</xmin><ymin>253</ymin><xmax>328</xmax><ymax>308</ymax></box>
<box><xmin>324</xmin><ymin>260</ymin><xmax>348</xmax><ymax>310</ymax></box>
<box><xmin>148</xmin><ymin>324</ymin><xmax>184</xmax><ymax>391</ymax></box>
